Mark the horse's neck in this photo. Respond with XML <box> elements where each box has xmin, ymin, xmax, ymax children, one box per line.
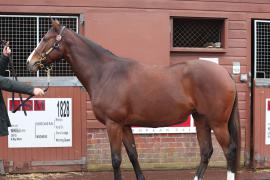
<box><xmin>63</xmin><ymin>31</ymin><xmax>113</xmax><ymax>92</ymax></box>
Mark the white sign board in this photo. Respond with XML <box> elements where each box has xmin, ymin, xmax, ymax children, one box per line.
<box><xmin>132</xmin><ymin>115</ymin><xmax>196</xmax><ymax>134</ymax></box>
<box><xmin>8</xmin><ymin>98</ymin><xmax>72</xmax><ymax>148</ymax></box>
<box><xmin>266</xmin><ymin>99</ymin><xmax>270</xmax><ymax>145</ymax></box>
<box><xmin>199</xmin><ymin>57</ymin><xmax>219</xmax><ymax>64</ymax></box>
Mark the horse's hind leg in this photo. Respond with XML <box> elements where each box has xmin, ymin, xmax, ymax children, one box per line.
<box><xmin>193</xmin><ymin>116</ymin><xmax>213</xmax><ymax>180</ymax></box>
<box><xmin>106</xmin><ymin>120</ymin><xmax>123</xmax><ymax>180</ymax></box>
<box><xmin>212</xmin><ymin>123</ymin><xmax>237</xmax><ymax>180</ymax></box>
<box><xmin>123</xmin><ymin>126</ymin><xmax>145</xmax><ymax>180</ymax></box>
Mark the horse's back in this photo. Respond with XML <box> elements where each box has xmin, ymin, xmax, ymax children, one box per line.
<box><xmin>169</xmin><ymin>60</ymin><xmax>235</xmax><ymax>93</ymax></box>
<box><xmin>187</xmin><ymin>60</ymin><xmax>235</xmax><ymax>92</ymax></box>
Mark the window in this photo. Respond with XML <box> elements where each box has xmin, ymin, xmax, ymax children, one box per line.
<box><xmin>254</xmin><ymin>20</ymin><xmax>270</xmax><ymax>79</ymax></box>
<box><xmin>172</xmin><ymin>18</ymin><xmax>225</xmax><ymax>52</ymax></box>
<box><xmin>0</xmin><ymin>15</ymin><xmax>79</xmax><ymax>85</ymax></box>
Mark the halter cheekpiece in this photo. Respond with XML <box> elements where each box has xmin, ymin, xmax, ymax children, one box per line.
<box><xmin>35</xmin><ymin>26</ymin><xmax>66</xmax><ymax>69</ymax></box>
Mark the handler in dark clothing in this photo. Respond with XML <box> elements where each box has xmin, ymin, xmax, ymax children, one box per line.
<box><xmin>0</xmin><ymin>45</ymin><xmax>44</xmax><ymax>136</ymax></box>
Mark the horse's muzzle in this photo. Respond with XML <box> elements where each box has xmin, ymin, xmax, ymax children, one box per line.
<box><xmin>26</xmin><ymin>61</ymin><xmax>39</xmax><ymax>72</ymax></box>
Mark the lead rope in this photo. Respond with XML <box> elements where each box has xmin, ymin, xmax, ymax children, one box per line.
<box><xmin>45</xmin><ymin>65</ymin><xmax>52</xmax><ymax>86</ymax></box>
<box><xmin>12</xmin><ymin>66</ymin><xmax>51</xmax><ymax>114</ymax></box>
<box><xmin>3</xmin><ymin>40</ymin><xmax>28</xmax><ymax>116</ymax></box>
<box><xmin>10</xmin><ymin>57</ymin><xmax>27</xmax><ymax>116</ymax></box>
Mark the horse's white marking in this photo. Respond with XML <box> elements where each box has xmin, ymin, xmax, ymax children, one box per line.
<box><xmin>227</xmin><ymin>171</ymin><xmax>235</xmax><ymax>180</ymax></box>
<box><xmin>27</xmin><ymin>49</ymin><xmax>35</xmax><ymax>63</ymax></box>
<box><xmin>194</xmin><ymin>176</ymin><xmax>199</xmax><ymax>180</ymax></box>
<box><xmin>27</xmin><ymin>41</ymin><xmax>41</xmax><ymax>63</ymax></box>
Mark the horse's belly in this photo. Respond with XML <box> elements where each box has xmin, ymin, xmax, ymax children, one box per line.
<box><xmin>125</xmin><ymin>92</ymin><xmax>194</xmax><ymax>127</ymax></box>
<box><xmin>127</xmin><ymin>107</ymin><xmax>192</xmax><ymax>128</ymax></box>
<box><xmin>128</xmin><ymin>115</ymin><xmax>189</xmax><ymax>128</ymax></box>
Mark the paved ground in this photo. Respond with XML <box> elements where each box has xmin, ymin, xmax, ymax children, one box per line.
<box><xmin>2</xmin><ymin>169</ymin><xmax>270</xmax><ymax>180</ymax></box>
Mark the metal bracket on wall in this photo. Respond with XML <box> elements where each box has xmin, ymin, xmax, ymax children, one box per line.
<box><xmin>80</xmin><ymin>13</ymin><xmax>85</xmax><ymax>25</ymax></box>
<box><xmin>0</xmin><ymin>160</ymin><xmax>5</xmax><ymax>175</ymax></box>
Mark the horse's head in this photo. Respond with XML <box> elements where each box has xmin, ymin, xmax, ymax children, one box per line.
<box><xmin>27</xmin><ymin>19</ymin><xmax>66</xmax><ymax>72</ymax></box>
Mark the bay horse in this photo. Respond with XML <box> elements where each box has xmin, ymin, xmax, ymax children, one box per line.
<box><xmin>26</xmin><ymin>20</ymin><xmax>240</xmax><ymax>180</ymax></box>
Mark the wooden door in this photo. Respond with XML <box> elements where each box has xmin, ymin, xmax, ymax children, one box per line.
<box><xmin>253</xmin><ymin>20</ymin><xmax>270</xmax><ymax>168</ymax></box>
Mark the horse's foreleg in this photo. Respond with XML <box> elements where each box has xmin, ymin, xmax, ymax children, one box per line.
<box><xmin>194</xmin><ymin>118</ymin><xmax>213</xmax><ymax>180</ymax></box>
<box><xmin>123</xmin><ymin>126</ymin><xmax>145</xmax><ymax>180</ymax></box>
<box><xmin>106</xmin><ymin>120</ymin><xmax>123</xmax><ymax>180</ymax></box>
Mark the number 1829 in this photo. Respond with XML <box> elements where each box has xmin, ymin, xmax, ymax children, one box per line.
<box><xmin>57</xmin><ymin>101</ymin><xmax>70</xmax><ymax>117</ymax></box>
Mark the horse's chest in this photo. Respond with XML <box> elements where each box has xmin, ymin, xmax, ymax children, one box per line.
<box><xmin>91</xmin><ymin>93</ymin><xmax>128</xmax><ymax>123</ymax></box>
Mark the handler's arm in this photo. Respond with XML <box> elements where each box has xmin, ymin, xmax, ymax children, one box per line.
<box><xmin>0</xmin><ymin>76</ymin><xmax>34</xmax><ymax>95</ymax></box>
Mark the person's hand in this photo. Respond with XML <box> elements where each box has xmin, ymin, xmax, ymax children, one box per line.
<box><xmin>33</xmin><ymin>88</ymin><xmax>45</xmax><ymax>96</ymax></box>
<box><xmin>3</xmin><ymin>45</ymin><xmax>11</xmax><ymax>57</ymax></box>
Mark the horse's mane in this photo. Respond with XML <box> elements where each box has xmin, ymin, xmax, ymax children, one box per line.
<box><xmin>70</xmin><ymin>29</ymin><xmax>137</xmax><ymax>64</ymax></box>
<box><xmin>76</xmin><ymin>33</ymin><xmax>118</xmax><ymax>58</ymax></box>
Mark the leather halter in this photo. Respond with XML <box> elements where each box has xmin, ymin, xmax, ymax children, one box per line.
<box><xmin>34</xmin><ymin>26</ymin><xmax>66</xmax><ymax>69</ymax></box>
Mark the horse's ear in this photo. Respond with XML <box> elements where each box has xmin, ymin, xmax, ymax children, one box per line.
<box><xmin>50</xmin><ymin>16</ymin><xmax>54</xmax><ymax>23</ymax></box>
<box><xmin>51</xmin><ymin>19</ymin><xmax>61</xmax><ymax>32</ymax></box>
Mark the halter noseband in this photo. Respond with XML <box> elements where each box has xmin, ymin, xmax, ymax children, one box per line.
<box><xmin>35</xmin><ymin>26</ymin><xmax>66</xmax><ymax>69</ymax></box>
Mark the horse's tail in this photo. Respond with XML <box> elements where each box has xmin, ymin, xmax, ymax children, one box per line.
<box><xmin>228</xmin><ymin>91</ymin><xmax>241</xmax><ymax>174</ymax></box>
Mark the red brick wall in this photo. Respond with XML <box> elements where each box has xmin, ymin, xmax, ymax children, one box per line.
<box><xmin>87</xmin><ymin>129</ymin><xmax>229</xmax><ymax>170</ymax></box>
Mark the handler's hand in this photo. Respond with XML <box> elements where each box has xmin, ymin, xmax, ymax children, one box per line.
<box><xmin>33</xmin><ymin>88</ymin><xmax>45</xmax><ymax>96</ymax></box>
<box><xmin>3</xmin><ymin>44</ymin><xmax>11</xmax><ymax>57</ymax></box>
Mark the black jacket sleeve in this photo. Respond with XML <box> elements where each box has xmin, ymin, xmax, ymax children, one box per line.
<box><xmin>0</xmin><ymin>55</ymin><xmax>34</xmax><ymax>95</ymax></box>
<box><xmin>0</xmin><ymin>55</ymin><xmax>9</xmax><ymax>76</ymax></box>
<box><xmin>0</xmin><ymin>76</ymin><xmax>34</xmax><ymax>95</ymax></box>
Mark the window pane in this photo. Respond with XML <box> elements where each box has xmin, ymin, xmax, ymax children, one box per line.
<box><xmin>173</xmin><ymin>18</ymin><xmax>223</xmax><ymax>48</ymax></box>
<box><xmin>255</xmin><ymin>21</ymin><xmax>270</xmax><ymax>79</ymax></box>
<box><xmin>0</xmin><ymin>16</ymin><xmax>37</xmax><ymax>77</ymax></box>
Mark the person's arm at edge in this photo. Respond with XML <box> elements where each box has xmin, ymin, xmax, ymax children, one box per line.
<box><xmin>0</xmin><ymin>76</ymin><xmax>34</xmax><ymax>95</ymax></box>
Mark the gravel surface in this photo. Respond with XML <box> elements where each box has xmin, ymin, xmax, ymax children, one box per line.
<box><xmin>2</xmin><ymin>169</ymin><xmax>270</xmax><ymax>180</ymax></box>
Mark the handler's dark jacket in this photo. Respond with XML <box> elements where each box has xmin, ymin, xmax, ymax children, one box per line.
<box><xmin>0</xmin><ymin>55</ymin><xmax>34</xmax><ymax>136</ymax></box>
